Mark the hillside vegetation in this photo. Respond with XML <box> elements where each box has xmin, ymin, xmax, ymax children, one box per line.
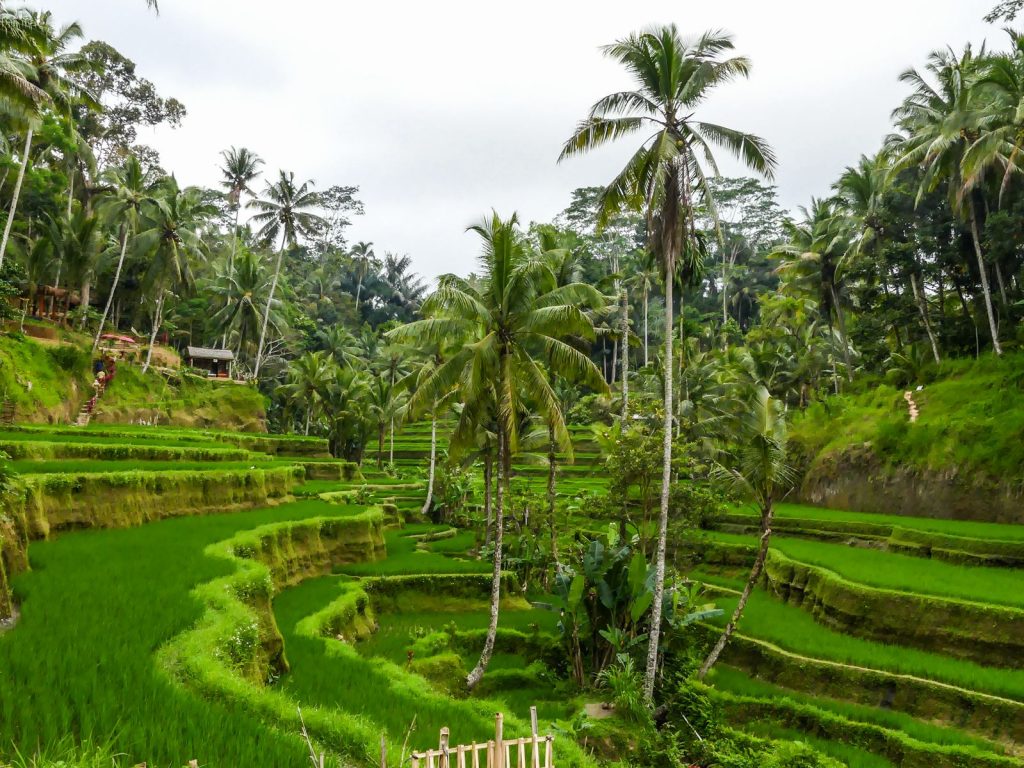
<box><xmin>0</xmin><ymin>332</ymin><xmax>267</xmax><ymax>431</ymax></box>
<box><xmin>789</xmin><ymin>354</ymin><xmax>1024</xmax><ymax>521</ymax></box>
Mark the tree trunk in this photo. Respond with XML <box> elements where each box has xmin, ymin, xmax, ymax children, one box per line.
<box><xmin>79</xmin><ymin>279</ymin><xmax>91</xmax><ymax>329</ymax></box>
<box><xmin>254</xmin><ymin>230</ymin><xmax>288</xmax><ymax>378</ymax></box>
<box><xmin>698</xmin><ymin>501</ymin><xmax>774</xmax><ymax>679</ymax></box>
<box><xmin>610</xmin><ymin>337</ymin><xmax>618</xmax><ymax>387</ymax></box>
<box><xmin>644</xmin><ymin>268</ymin><xmax>673</xmax><ymax>703</ymax></box>
<box><xmin>467</xmin><ymin>426</ymin><xmax>504</xmax><ymax>690</ymax></box>
<box><xmin>94</xmin><ymin>226</ymin><xmax>131</xmax><ymax>352</ymax></box>
<box><xmin>643</xmin><ymin>284</ymin><xmax>649</xmax><ymax>367</ymax></box>
<box><xmin>621</xmin><ymin>287</ymin><xmax>629</xmax><ymax>421</ymax></box>
<box><xmin>0</xmin><ymin>128</ymin><xmax>34</xmax><ymax>271</ymax></box>
<box><xmin>483</xmin><ymin>453</ymin><xmax>493</xmax><ymax>548</ymax></box>
<box><xmin>995</xmin><ymin>260</ymin><xmax>1009</xmax><ymax>308</ymax></box>
<box><xmin>377</xmin><ymin>423</ymin><xmax>385</xmax><ymax>469</ymax></box>
<box><xmin>830</xmin><ymin>286</ymin><xmax>853</xmax><ymax>381</ymax></box>
<box><xmin>142</xmin><ymin>291</ymin><xmax>165</xmax><ymax>374</ymax></box>
<box><xmin>968</xmin><ymin>198</ymin><xmax>1002</xmax><ymax>356</ymax></box>
<box><xmin>421</xmin><ymin>411</ymin><xmax>437</xmax><ymax>517</ymax></box>
<box><xmin>389</xmin><ymin>414</ymin><xmax>395</xmax><ymax>466</ymax></box>
<box><xmin>547</xmin><ymin>422</ymin><xmax>558</xmax><ymax>567</ymax></box>
<box><xmin>910</xmin><ymin>272</ymin><xmax>941</xmax><ymax>365</ymax></box>
<box><xmin>222</xmin><ymin>205</ymin><xmax>242</xmax><ymax>349</ymax></box>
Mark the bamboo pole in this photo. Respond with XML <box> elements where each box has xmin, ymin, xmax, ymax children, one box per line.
<box><xmin>530</xmin><ymin>707</ymin><xmax>540</xmax><ymax>768</ymax></box>
<box><xmin>494</xmin><ymin>714</ymin><xmax>504</xmax><ymax>768</ymax></box>
<box><xmin>440</xmin><ymin>727</ymin><xmax>450</xmax><ymax>768</ymax></box>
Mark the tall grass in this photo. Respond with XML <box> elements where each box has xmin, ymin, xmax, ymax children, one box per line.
<box><xmin>338</xmin><ymin>525</ymin><xmax>491</xmax><ymax>577</ymax></box>
<box><xmin>742</xmin><ymin>723</ymin><xmax>895</xmax><ymax>768</ymax></box>
<box><xmin>0</xmin><ymin>499</ymin><xmax>366</xmax><ymax>767</ymax></box>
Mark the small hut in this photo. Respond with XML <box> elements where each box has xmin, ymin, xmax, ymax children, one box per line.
<box><xmin>186</xmin><ymin>346</ymin><xmax>234</xmax><ymax>378</ymax></box>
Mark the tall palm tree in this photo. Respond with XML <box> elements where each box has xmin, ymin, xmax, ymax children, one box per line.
<box><xmin>219</xmin><ymin>146</ymin><xmax>263</xmax><ymax>272</ymax></box>
<box><xmin>890</xmin><ymin>45</ymin><xmax>1002</xmax><ymax>355</ymax></box>
<box><xmin>0</xmin><ymin>8</ymin><xmax>46</xmax><ymax>112</ymax></box>
<box><xmin>772</xmin><ymin>198</ymin><xmax>855</xmax><ymax>386</ymax></box>
<box><xmin>208</xmin><ymin>248</ymin><xmax>276</xmax><ymax>364</ymax></box>
<box><xmin>559</xmin><ymin>25</ymin><xmax>776</xmax><ymax>702</ymax></box>
<box><xmin>134</xmin><ymin>179</ymin><xmax>215</xmax><ymax>372</ymax></box>
<box><xmin>278</xmin><ymin>351</ymin><xmax>330</xmax><ymax>435</ymax></box>
<box><xmin>93</xmin><ymin>155</ymin><xmax>155</xmax><ymax>349</ymax></box>
<box><xmin>390</xmin><ymin>212</ymin><xmax>605</xmax><ymax>690</ymax></box>
<box><xmin>697</xmin><ymin>386</ymin><xmax>795</xmax><ymax>679</ymax></box>
<box><xmin>248</xmin><ymin>171</ymin><xmax>323</xmax><ymax>378</ymax></box>
<box><xmin>350</xmin><ymin>240</ymin><xmax>377</xmax><ymax>313</ymax></box>
<box><xmin>0</xmin><ymin>12</ymin><xmax>96</xmax><ymax>271</ymax></box>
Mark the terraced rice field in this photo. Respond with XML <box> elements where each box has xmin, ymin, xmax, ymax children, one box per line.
<box><xmin>1</xmin><ymin>420</ymin><xmax>1022</xmax><ymax>768</ymax></box>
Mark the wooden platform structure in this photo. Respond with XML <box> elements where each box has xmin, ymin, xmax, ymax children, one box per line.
<box><xmin>411</xmin><ymin>711</ymin><xmax>553</xmax><ymax>768</ymax></box>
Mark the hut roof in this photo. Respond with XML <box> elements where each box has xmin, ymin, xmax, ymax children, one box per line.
<box><xmin>186</xmin><ymin>346</ymin><xmax>235</xmax><ymax>361</ymax></box>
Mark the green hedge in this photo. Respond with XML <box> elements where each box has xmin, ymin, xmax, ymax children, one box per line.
<box><xmin>709</xmin><ymin>685</ymin><xmax>1016</xmax><ymax>768</ymax></box>
<box><xmin>762</xmin><ymin>549</ymin><xmax>1024</xmax><ymax>667</ymax></box>
<box><xmin>708</xmin><ymin>627</ymin><xmax>1024</xmax><ymax>744</ymax></box>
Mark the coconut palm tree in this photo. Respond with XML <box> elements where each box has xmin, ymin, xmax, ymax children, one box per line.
<box><xmin>208</xmin><ymin>247</ymin><xmax>276</xmax><ymax>364</ymax></box>
<box><xmin>890</xmin><ymin>45</ymin><xmax>1002</xmax><ymax>355</ymax></box>
<box><xmin>278</xmin><ymin>351</ymin><xmax>330</xmax><ymax>435</ymax></box>
<box><xmin>0</xmin><ymin>8</ymin><xmax>46</xmax><ymax>113</ymax></box>
<box><xmin>134</xmin><ymin>178</ymin><xmax>215</xmax><ymax>372</ymax></box>
<box><xmin>92</xmin><ymin>155</ymin><xmax>155</xmax><ymax>349</ymax></box>
<box><xmin>559</xmin><ymin>25</ymin><xmax>776</xmax><ymax>701</ymax></box>
<box><xmin>219</xmin><ymin>146</ymin><xmax>263</xmax><ymax>272</ymax></box>
<box><xmin>697</xmin><ymin>386</ymin><xmax>795</xmax><ymax>679</ymax></box>
<box><xmin>350</xmin><ymin>240</ymin><xmax>377</xmax><ymax>313</ymax></box>
<box><xmin>0</xmin><ymin>12</ymin><xmax>96</xmax><ymax>271</ymax></box>
<box><xmin>390</xmin><ymin>211</ymin><xmax>605</xmax><ymax>690</ymax></box>
<box><xmin>248</xmin><ymin>171</ymin><xmax>324</xmax><ymax>378</ymax></box>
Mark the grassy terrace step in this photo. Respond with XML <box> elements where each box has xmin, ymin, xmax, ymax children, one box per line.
<box><xmin>0</xmin><ymin>439</ymin><xmax>254</xmax><ymax>462</ymax></box>
<box><xmin>0</xmin><ymin>500</ymin><xmax>376</xmax><ymax>767</ymax></box>
<box><xmin>703</xmin><ymin>530</ymin><xmax>1024</xmax><ymax>609</ymax></box>
<box><xmin>696</xmin><ymin>578</ymin><xmax>1024</xmax><ymax>743</ymax></box>
<box><xmin>708</xmin><ymin>666</ymin><xmax>1005</xmax><ymax>754</ymax></box>
<box><xmin>2</xmin><ymin>424</ymin><xmax>331</xmax><ymax>457</ymax></box>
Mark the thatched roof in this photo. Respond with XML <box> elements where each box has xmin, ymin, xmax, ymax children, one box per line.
<box><xmin>186</xmin><ymin>346</ymin><xmax>235</xmax><ymax>361</ymax></box>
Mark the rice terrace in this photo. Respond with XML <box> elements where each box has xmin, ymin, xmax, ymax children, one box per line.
<box><xmin>1</xmin><ymin>1</ymin><xmax>1024</xmax><ymax>767</ymax></box>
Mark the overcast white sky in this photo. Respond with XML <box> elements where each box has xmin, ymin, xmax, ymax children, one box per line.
<box><xmin>48</xmin><ymin>0</ymin><xmax>997</xmax><ymax>279</ymax></box>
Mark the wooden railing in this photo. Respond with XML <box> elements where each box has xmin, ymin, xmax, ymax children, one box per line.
<box><xmin>411</xmin><ymin>711</ymin><xmax>553</xmax><ymax>768</ymax></box>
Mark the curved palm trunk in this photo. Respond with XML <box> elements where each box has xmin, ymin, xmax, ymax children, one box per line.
<box><xmin>254</xmin><ymin>231</ymin><xmax>288</xmax><ymax>379</ymax></box>
<box><xmin>93</xmin><ymin>226</ymin><xmax>131</xmax><ymax>352</ymax></box>
<box><xmin>0</xmin><ymin>128</ymin><xmax>34</xmax><ymax>271</ymax></box>
<box><xmin>968</xmin><ymin>199</ymin><xmax>1002</xmax><ymax>356</ymax></box>
<box><xmin>621</xmin><ymin>287</ymin><xmax>629</xmax><ymax>421</ymax></box>
<box><xmin>910</xmin><ymin>272</ymin><xmax>941</xmax><ymax>365</ymax></box>
<box><xmin>142</xmin><ymin>291</ymin><xmax>165</xmax><ymax>374</ymax></box>
<box><xmin>467</xmin><ymin>427</ymin><xmax>504</xmax><ymax>690</ymax></box>
<box><xmin>644</xmin><ymin>270</ymin><xmax>673</xmax><ymax>703</ymax></box>
<box><xmin>698</xmin><ymin>500</ymin><xmax>774</xmax><ymax>679</ymax></box>
<box><xmin>421</xmin><ymin>411</ymin><xmax>437</xmax><ymax>517</ymax></box>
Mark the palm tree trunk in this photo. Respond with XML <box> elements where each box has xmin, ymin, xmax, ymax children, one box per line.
<box><xmin>421</xmin><ymin>411</ymin><xmax>437</xmax><ymax>517</ymax></box>
<box><xmin>354</xmin><ymin>277</ymin><xmax>362</xmax><ymax>313</ymax></box>
<box><xmin>79</xmin><ymin>279</ymin><xmax>91</xmax><ymax>329</ymax></box>
<box><xmin>969</xmin><ymin>198</ymin><xmax>1002</xmax><ymax>356</ymax></box>
<box><xmin>829</xmin><ymin>286</ymin><xmax>853</xmax><ymax>381</ymax></box>
<box><xmin>483</xmin><ymin>453</ymin><xmax>493</xmax><ymax>548</ymax></box>
<box><xmin>547</xmin><ymin>422</ymin><xmax>558</xmax><ymax>567</ymax></box>
<box><xmin>621</xmin><ymin>287</ymin><xmax>629</xmax><ymax>421</ymax></box>
<box><xmin>223</xmin><ymin>206</ymin><xmax>242</xmax><ymax>349</ymax></box>
<box><xmin>94</xmin><ymin>226</ymin><xmax>131</xmax><ymax>352</ymax></box>
<box><xmin>610</xmin><ymin>337</ymin><xmax>618</xmax><ymax>386</ymax></box>
<box><xmin>644</xmin><ymin>268</ymin><xmax>673</xmax><ymax>703</ymax></box>
<box><xmin>254</xmin><ymin>230</ymin><xmax>288</xmax><ymax>379</ymax></box>
<box><xmin>910</xmin><ymin>272</ymin><xmax>941</xmax><ymax>365</ymax></box>
<box><xmin>0</xmin><ymin>128</ymin><xmax>34</xmax><ymax>271</ymax></box>
<box><xmin>698</xmin><ymin>500</ymin><xmax>774</xmax><ymax>679</ymax></box>
<box><xmin>377</xmin><ymin>423</ymin><xmax>385</xmax><ymax>469</ymax></box>
<box><xmin>995</xmin><ymin>261</ymin><xmax>1009</xmax><ymax>308</ymax></box>
<box><xmin>643</xmin><ymin>284</ymin><xmax>649</xmax><ymax>367</ymax></box>
<box><xmin>467</xmin><ymin>426</ymin><xmax>504</xmax><ymax>690</ymax></box>
<box><xmin>142</xmin><ymin>291</ymin><xmax>165</xmax><ymax>374</ymax></box>
<box><xmin>389</xmin><ymin>414</ymin><xmax>395</xmax><ymax>466</ymax></box>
